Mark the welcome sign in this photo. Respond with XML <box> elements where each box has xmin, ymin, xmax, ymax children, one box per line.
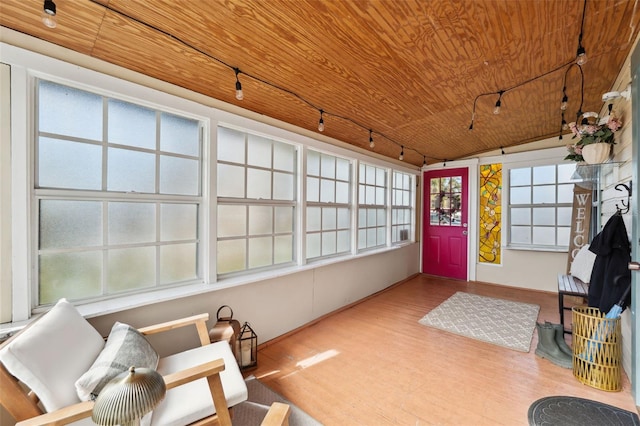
<box><xmin>566</xmin><ymin>184</ymin><xmax>592</xmax><ymax>273</ymax></box>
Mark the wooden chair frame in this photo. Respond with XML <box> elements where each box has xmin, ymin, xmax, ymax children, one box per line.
<box><xmin>0</xmin><ymin>313</ymin><xmax>289</xmax><ymax>426</ymax></box>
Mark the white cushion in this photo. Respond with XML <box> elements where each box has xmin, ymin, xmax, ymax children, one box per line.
<box><xmin>151</xmin><ymin>341</ymin><xmax>248</xmax><ymax>426</ymax></box>
<box><xmin>75</xmin><ymin>321</ymin><xmax>159</xmax><ymax>401</ymax></box>
<box><xmin>0</xmin><ymin>298</ymin><xmax>105</xmax><ymax>412</ymax></box>
<box><xmin>570</xmin><ymin>244</ymin><xmax>597</xmax><ymax>283</ymax></box>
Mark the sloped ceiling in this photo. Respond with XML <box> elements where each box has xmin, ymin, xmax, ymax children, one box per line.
<box><xmin>2</xmin><ymin>0</ymin><xmax>639</xmax><ymax>167</ymax></box>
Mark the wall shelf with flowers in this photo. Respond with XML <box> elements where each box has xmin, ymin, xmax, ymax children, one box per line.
<box><xmin>565</xmin><ymin>110</ymin><xmax>623</xmax><ymax>164</ymax></box>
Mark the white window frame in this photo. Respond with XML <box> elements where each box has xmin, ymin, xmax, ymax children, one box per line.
<box><xmin>357</xmin><ymin>162</ymin><xmax>388</xmax><ymax>251</ymax></box>
<box><xmin>391</xmin><ymin>171</ymin><xmax>415</xmax><ymax>244</ymax></box>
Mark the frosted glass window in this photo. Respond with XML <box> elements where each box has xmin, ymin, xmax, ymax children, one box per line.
<box><xmin>217</xmin><ymin>163</ymin><xmax>245</xmax><ymax>197</ymax></box>
<box><xmin>336</xmin><ymin>158</ymin><xmax>350</xmax><ymax>181</ymax></box>
<box><xmin>307</xmin><ymin>234</ymin><xmax>321</xmax><ymax>258</ymax></box>
<box><xmin>337</xmin><ymin>208</ymin><xmax>350</xmax><ymax>228</ymax></box>
<box><xmin>161</xmin><ymin>204</ymin><xmax>197</xmax><ymax>241</ymax></box>
<box><xmin>366</xmin><ymin>165</ymin><xmax>375</xmax><ymax>184</ymax></box>
<box><xmin>247</xmin><ymin>134</ymin><xmax>272</xmax><ymax>168</ymax></box>
<box><xmin>160</xmin><ymin>156</ymin><xmax>199</xmax><ymax>195</ymax></box>
<box><xmin>218</xmin><ymin>127</ymin><xmax>246</xmax><ymax>163</ymax></box>
<box><xmin>510</xmin><ymin>168</ymin><xmax>531</xmax><ymax>186</ymax></box>
<box><xmin>376</xmin><ymin>168</ymin><xmax>385</xmax><ymax>185</ymax></box>
<box><xmin>336</xmin><ymin>181</ymin><xmax>349</xmax><ymax>204</ymax></box>
<box><xmin>108</xmin><ymin>99</ymin><xmax>156</xmax><ymax>149</ymax></box>
<box><xmin>376</xmin><ymin>187</ymin><xmax>385</xmax><ymax>205</ymax></box>
<box><xmin>533</xmin><ymin>207</ymin><xmax>555</xmax><ymax>225</ymax></box>
<box><xmin>337</xmin><ymin>230</ymin><xmax>350</xmax><ymax>252</ymax></box>
<box><xmin>558</xmin><ymin>207</ymin><xmax>572</xmax><ymax>226</ymax></box>
<box><xmin>511</xmin><ymin>208</ymin><xmax>531</xmax><ymax>225</ymax></box>
<box><xmin>511</xmin><ymin>226</ymin><xmax>531</xmax><ymax>244</ymax></box>
<box><xmin>510</xmin><ymin>187</ymin><xmax>531</xmax><ymax>204</ymax></box>
<box><xmin>108</xmin><ymin>247</ymin><xmax>155</xmax><ymax>292</ymax></box>
<box><xmin>160</xmin><ymin>112</ymin><xmax>199</xmax><ymax>156</ymax></box>
<box><xmin>247</xmin><ymin>169</ymin><xmax>272</xmax><ymax>199</ymax></box>
<box><xmin>273</xmin><ymin>172</ymin><xmax>294</xmax><ymax>200</ymax></box>
<box><xmin>307</xmin><ymin>177</ymin><xmax>320</xmax><ymax>202</ymax></box>
<box><xmin>38</xmin><ymin>138</ymin><xmax>102</xmax><ymax>190</ymax></box>
<box><xmin>358</xmin><ymin>229</ymin><xmax>366</xmax><ymax>249</ymax></box>
<box><xmin>557</xmin><ymin>227</ymin><xmax>571</xmax><ymax>246</ymax></box>
<box><xmin>533</xmin><ymin>227</ymin><xmax>555</xmax><ymax>245</ymax></box>
<box><xmin>558</xmin><ymin>184</ymin><xmax>574</xmax><ymax>203</ymax></box>
<box><xmin>322</xmin><ymin>232</ymin><xmax>337</xmax><ymax>256</ymax></box>
<box><xmin>307</xmin><ymin>207</ymin><xmax>321</xmax><ymax>232</ymax></box>
<box><xmin>322</xmin><ymin>208</ymin><xmax>337</xmax><ymax>229</ymax></box>
<box><xmin>558</xmin><ymin>164</ymin><xmax>576</xmax><ymax>183</ymax></box>
<box><xmin>248</xmin><ymin>237</ymin><xmax>272</xmax><ymax>268</ymax></box>
<box><xmin>274</xmin><ymin>207</ymin><xmax>294</xmax><ymax>233</ymax></box>
<box><xmin>273</xmin><ymin>143</ymin><xmax>295</xmax><ymax>172</ymax></box>
<box><xmin>533</xmin><ymin>165</ymin><xmax>555</xmax><ymax>185</ymax></box>
<box><xmin>160</xmin><ymin>243</ymin><xmax>197</xmax><ymax>283</ymax></box>
<box><xmin>320</xmin><ymin>179</ymin><xmax>335</xmax><ymax>202</ymax></box>
<box><xmin>108</xmin><ymin>147</ymin><xmax>155</xmax><ymax>193</ymax></box>
<box><xmin>533</xmin><ymin>185</ymin><xmax>555</xmax><ymax>203</ymax></box>
<box><xmin>366</xmin><ymin>186</ymin><xmax>375</xmax><ymax>204</ymax></box>
<box><xmin>38</xmin><ymin>80</ymin><xmax>102</xmax><ymax>141</ymax></box>
<box><xmin>40</xmin><ymin>200</ymin><xmax>102</xmax><ymax>249</ymax></box>
<box><xmin>217</xmin><ymin>239</ymin><xmax>246</xmax><ymax>274</ymax></box>
<box><xmin>249</xmin><ymin>206</ymin><xmax>273</xmax><ymax>235</ymax></box>
<box><xmin>109</xmin><ymin>202</ymin><xmax>155</xmax><ymax>244</ymax></box>
<box><xmin>39</xmin><ymin>252</ymin><xmax>102</xmax><ymax>304</ymax></box>
<box><xmin>274</xmin><ymin>235</ymin><xmax>293</xmax><ymax>263</ymax></box>
<box><xmin>367</xmin><ymin>209</ymin><xmax>377</xmax><ymax>226</ymax></box>
<box><xmin>321</xmin><ymin>155</ymin><xmax>336</xmax><ymax>178</ymax></box>
<box><xmin>218</xmin><ymin>205</ymin><xmax>246</xmax><ymax>237</ymax></box>
<box><xmin>307</xmin><ymin>150</ymin><xmax>320</xmax><ymax>176</ymax></box>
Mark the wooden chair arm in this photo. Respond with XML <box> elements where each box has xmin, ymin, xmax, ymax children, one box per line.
<box><xmin>261</xmin><ymin>402</ymin><xmax>291</xmax><ymax>426</ymax></box>
<box><xmin>138</xmin><ymin>313</ymin><xmax>211</xmax><ymax>346</ymax></box>
<box><xmin>16</xmin><ymin>359</ymin><xmax>228</xmax><ymax>426</ymax></box>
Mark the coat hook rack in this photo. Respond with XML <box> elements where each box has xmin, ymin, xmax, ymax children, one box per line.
<box><xmin>615</xmin><ymin>181</ymin><xmax>632</xmax><ymax>214</ymax></box>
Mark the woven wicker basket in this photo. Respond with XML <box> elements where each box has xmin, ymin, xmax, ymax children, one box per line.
<box><xmin>571</xmin><ymin>306</ymin><xmax>621</xmax><ymax>392</ymax></box>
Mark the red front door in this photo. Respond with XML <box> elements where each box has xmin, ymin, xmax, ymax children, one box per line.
<box><xmin>422</xmin><ymin>168</ymin><xmax>469</xmax><ymax>280</ymax></box>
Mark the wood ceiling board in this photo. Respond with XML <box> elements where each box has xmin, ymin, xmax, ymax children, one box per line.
<box><xmin>1</xmin><ymin>0</ymin><xmax>639</xmax><ymax>166</ymax></box>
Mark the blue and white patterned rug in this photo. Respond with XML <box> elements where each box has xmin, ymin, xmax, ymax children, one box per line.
<box><xmin>418</xmin><ymin>292</ymin><xmax>540</xmax><ymax>352</ymax></box>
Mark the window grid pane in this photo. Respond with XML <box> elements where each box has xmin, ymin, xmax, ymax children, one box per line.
<box><xmin>36</xmin><ymin>80</ymin><xmax>203</xmax><ymax>306</ymax></box>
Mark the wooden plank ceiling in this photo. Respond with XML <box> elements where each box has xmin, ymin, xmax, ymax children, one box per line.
<box><xmin>2</xmin><ymin>0</ymin><xmax>639</xmax><ymax>167</ymax></box>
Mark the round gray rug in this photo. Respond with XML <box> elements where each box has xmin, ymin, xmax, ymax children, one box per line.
<box><xmin>528</xmin><ymin>396</ymin><xmax>640</xmax><ymax>426</ymax></box>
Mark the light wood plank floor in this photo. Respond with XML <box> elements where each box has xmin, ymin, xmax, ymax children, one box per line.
<box><xmin>252</xmin><ymin>274</ymin><xmax>638</xmax><ymax>425</ymax></box>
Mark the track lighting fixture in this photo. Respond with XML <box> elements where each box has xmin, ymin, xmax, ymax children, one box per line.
<box><xmin>468</xmin><ymin>111</ymin><xmax>475</xmax><ymax>131</ymax></box>
<box><xmin>562</xmin><ymin>118</ymin><xmax>568</xmax><ymax>130</ymax></box>
<box><xmin>318</xmin><ymin>110</ymin><xmax>325</xmax><ymax>132</ymax></box>
<box><xmin>42</xmin><ymin>0</ymin><xmax>57</xmax><ymax>28</ymax></box>
<box><xmin>233</xmin><ymin>68</ymin><xmax>243</xmax><ymax>101</ymax></box>
<box><xmin>369</xmin><ymin>129</ymin><xmax>374</xmax><ymax>148</ymax></box>
<box><xmin>493</xmin><ymin>91</ymin><xmax>504</xmax><ymax>115</ymax></box>
<box><xmin>500</xmin><ymin>147</ymin><xmax>505</xmax><ymax>155</ymax></box>
<box><xmin>399</xmin><ymin>146</ymin><xmax>404</xmax><ymax>161</ymax></box>
<box><xmin>423</xmin><ymin>156</ymin><xmax>426</xmax><ymax>166</ymax></box>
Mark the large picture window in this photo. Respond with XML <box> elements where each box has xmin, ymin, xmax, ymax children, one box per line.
<box><xmin>216</xmin><ymin>127</ymin><xmax>297</xmax><ymax>275</ymax></box>
<box><xmin>507</xmin><ymin>163</ymin><xmax>576</xmax><ymax>249</ymax></box>
<box><xmin>36</xmin><ymin>80</ymin><xmax>203</xmax><ymax>305</ymax></box>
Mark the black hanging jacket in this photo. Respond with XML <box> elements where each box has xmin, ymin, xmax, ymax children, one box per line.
<box><xmin>588</xmin><ymin>213</ymin><xmax>632</xmax><ymax>313</ymax></box>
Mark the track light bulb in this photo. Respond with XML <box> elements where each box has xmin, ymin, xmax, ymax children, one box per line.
<box><xmin>369</xmin><ymin>130</ymin><xmax>374</xmax><ymax>148</ymax></box>
<box><xmin>42</xmin><ymin>0</ymin><xmax>57</xmax><ymax>28</ymax></box>
<box><xmin>493</xmin><ymin>91</ymin><xmax>503</xmax><ymax>115</ymax></box>
<box><xmin>576</xmin><ymin>45</ymin><xmax>587</xmax><ymax>66</ymax></box>
<box><xmin>234</xmin><ymin>68</ymin><xmax>243</xmax><ymax>101</ymax></box>
<box><xmin>399</xmin><ymin>146</ymin><xmax>404</xmax><ymax>161</ymax></box>
<box><xmin>562</xmin><ymin>119</ymin><xmax>568</xmax><ymax>130</ymax></box>
<box><xmin>318</xmin><ymin>110</ymin><xmax>325</xmax><ymax>132</ymax></box>
<box><xmin>560</xmin><ymin>95</ymin><xmax>568</xmax><ymax>111</ymax></box>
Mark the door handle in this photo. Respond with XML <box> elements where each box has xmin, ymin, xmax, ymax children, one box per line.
<box><xmin>462</xmin><ymin>230</ymin><xmax>468</xmax><ymax>235</ymax></box>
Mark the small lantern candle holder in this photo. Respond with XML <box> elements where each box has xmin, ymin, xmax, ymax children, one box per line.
<box><xmin>238</xmin><ymin>322</ymin><xmax>257</xmax><ymax>370</ymax></box>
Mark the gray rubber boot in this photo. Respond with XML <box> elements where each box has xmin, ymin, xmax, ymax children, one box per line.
<box><xmin>535</xmin><ymin>322</ymin><xmax>572</xmax><ymax>368</ymax></box>
<box><xmin>546</xmin><ymin>321</ymin><xmax>573</xmax><ymax>356</ymax></box>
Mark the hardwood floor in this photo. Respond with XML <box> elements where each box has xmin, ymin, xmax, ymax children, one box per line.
<box><xmin>252</xmin><ymin>274</ymin><xmax>638</xmax><ymax>425</ymax></box>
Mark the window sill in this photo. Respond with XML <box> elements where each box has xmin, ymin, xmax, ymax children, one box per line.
<box><xmin>505</xmin><ymin>244</ymin><xmax>568</xmax><ymax>253</ymax></box>
<box><xmin>0</xmin><ymin>243</ymin><xmax>413</xmax><ymax>339</ymax></box>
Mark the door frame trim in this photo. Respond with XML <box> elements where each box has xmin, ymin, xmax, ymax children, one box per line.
<box><xmin>422</xmin><ymin>159</ymin><xmax>479</xmax><ymax>281</ymax></box>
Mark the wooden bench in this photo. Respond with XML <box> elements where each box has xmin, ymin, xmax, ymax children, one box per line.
<box><xmin>557</xmin><ymin>273</ymin><xmax>589</xmax><ymax>335</ymax></box>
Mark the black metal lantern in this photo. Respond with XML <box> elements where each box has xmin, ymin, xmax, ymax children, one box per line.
<box><xmin>238</xmin><ymin>322</ymin><xmax>257</xmax><ymax>370</ymax></box>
